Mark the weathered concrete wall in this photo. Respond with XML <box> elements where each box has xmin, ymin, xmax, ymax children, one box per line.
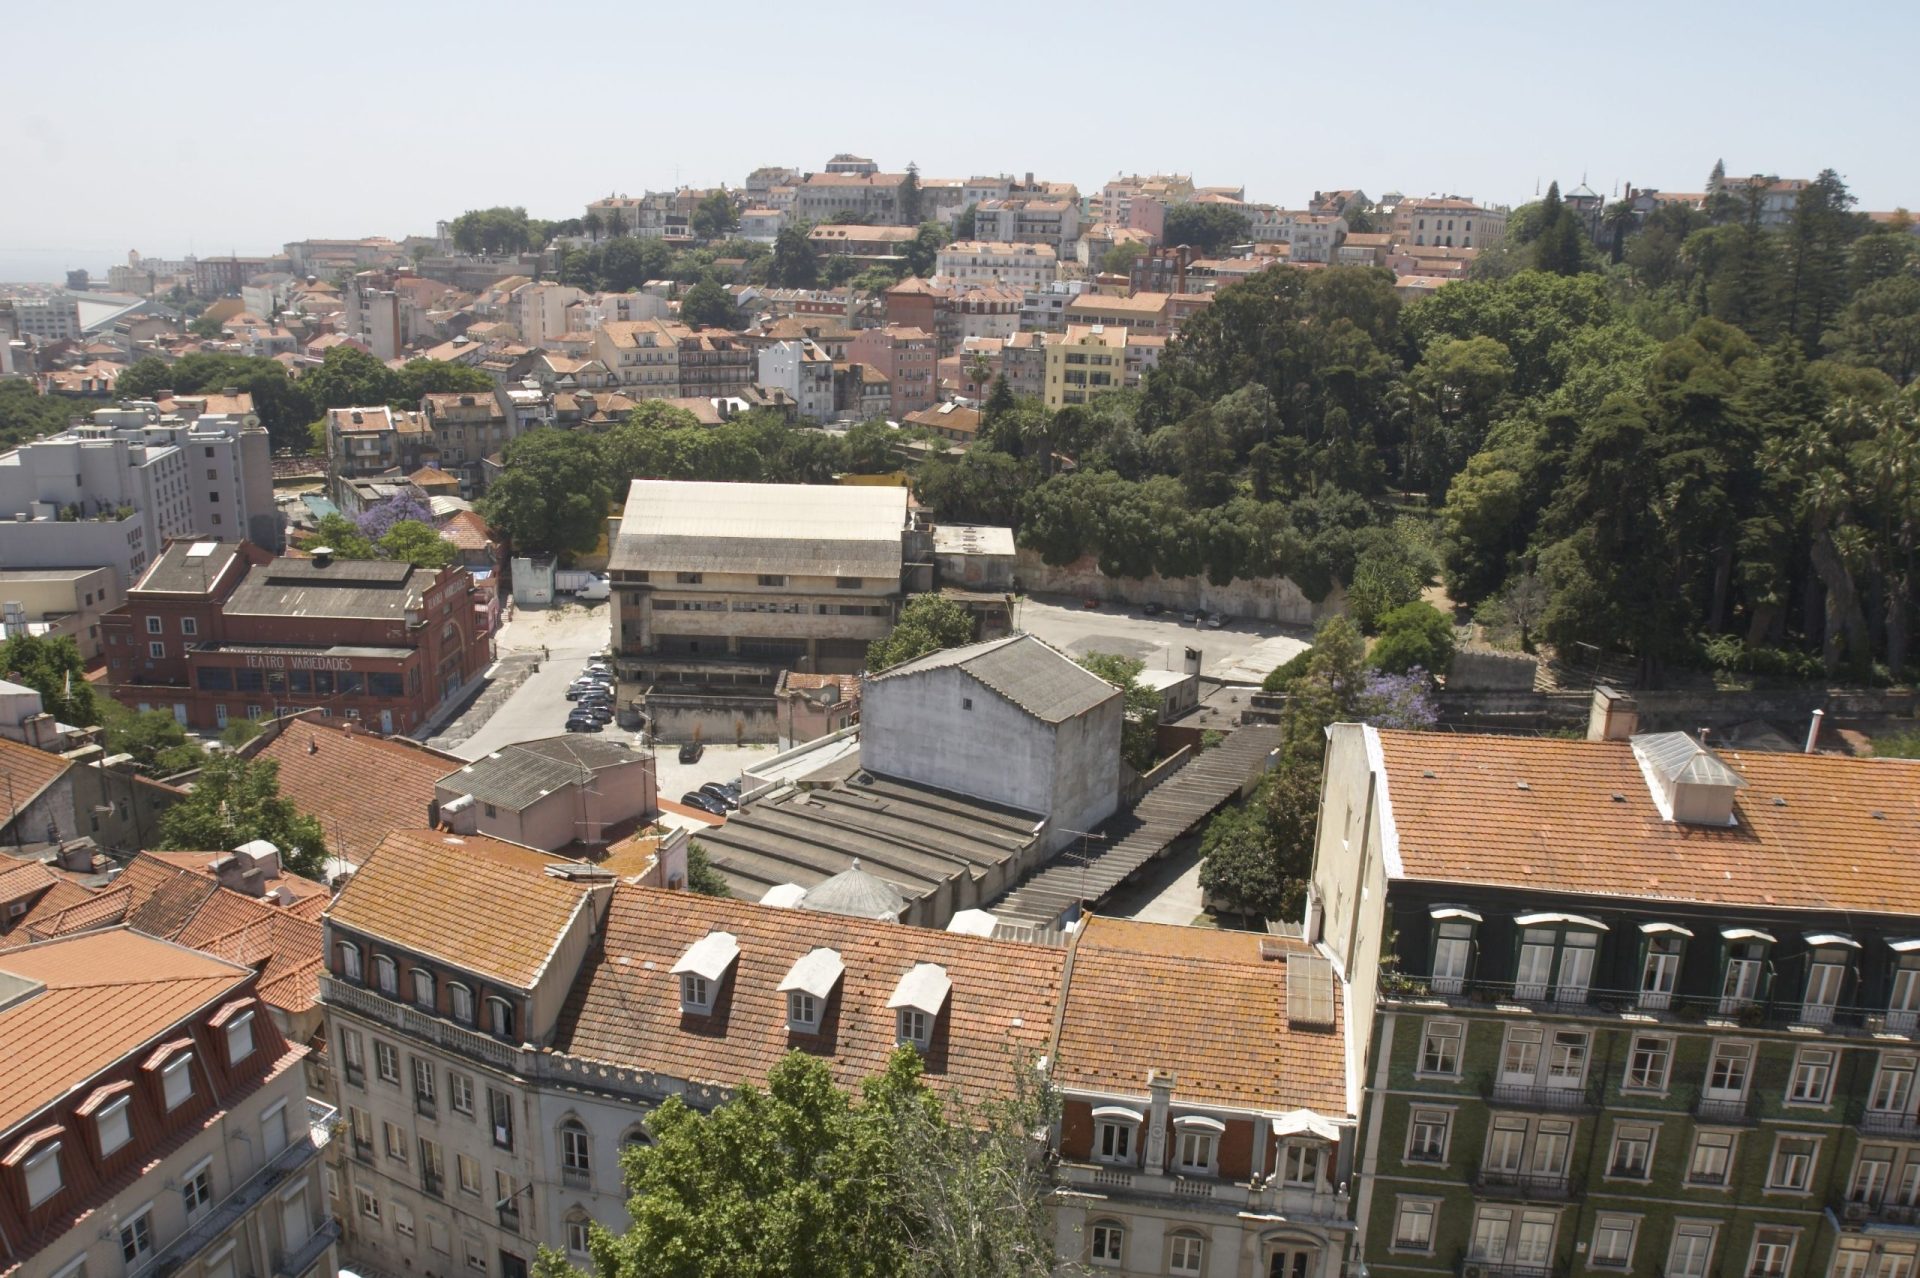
<box><xmin>1447</xmin><ymin>647</ymin><xmax>1540</xmax><ymax>691</ymax></box>
<box><xmin>1013</xmin><ymin>549</ymin><xmax>1343</xmax><ymax>625</ymax></box>
<box><xmin>1437</xmin><ymin>686</ymin><xmax>1918</xmax><ymax>731</ymax></box>
<box><xmin>643</xmin><ymin>692</ymin><xmax>780</xmax><ymax>745</ymax></box>
<box><xmin>864</xmin><ymin>665</ymin><xmax>1054</xmax><ymax>816</ymax></box>
<box><xmin>1048</xmin><ymin>697</ymin><xmax>1123</xmax><ymax>850</ymax></box>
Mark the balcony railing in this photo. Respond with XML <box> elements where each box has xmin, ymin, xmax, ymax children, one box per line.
<box><xmin>1457</xmin><ymin>1261</ymin><xmax>1557</xmax><ymax>1278</ymax></box>
<box><xmin>137</xmin><ymin>1124</ymin><xmax>331</xmax><ymax>1278</ymax></box>
<box><xmin>421</xmin><ymin>1169</ymin><xmax>444</xmax><ymax>1199</ymax></box>
<box><xmin>1383</xmin><ymin>974</ymin><xmax>1902</xmax><ymax>1037</ymax></box>
<box><xmin>322</xmin><ymin>976</ymin><xmax>534</xmax><ymax>1075</ymax></box>
<box><xmin>272</xmin><ymin>1217</ymin><xmax>341</xmax><ymax>1278</ymax></box>
<box><xmin>562</xmin><ymin>1166</ymin><xmax>591</xmax><ymax>1190</ymax></box>
<box><xmin>1858</xmin><ymin>1109</ymin><xmax>1920</xmax><ymax>1140</ymax></box>
<box><xmin>1484</xmin><ymin>1079</ymin><xmax>1601</xmax><ymax>1112</ymax></box>
<box><xmin>1689</xmin><ymin>1089</ymin><xmax>1762</xmax><ymax>1126</ymax></box>
<box><xmin>1472</xmin><ymin>1167</ymin><xmax>1576</xmax><ymax>1200</ymax></box>
<box><xmin>1054</xmin><ymin>1162</ymin><xmax>1348</xmax><ymax>1221</ymax></box>
<box><xmin>1832</xmin><ymin>1198</ymin><xmax>1920</xmax><ymax>1229</ymax></box>
<box><xmin>498</xmin><ymin>1204</ymin><xmax>521</xmax><ymax>1235</ymax></box>
<box><xmin>342</xmin><ymin>1061</ymin><xmax>364</xmax><ymax>1088</ymax></box>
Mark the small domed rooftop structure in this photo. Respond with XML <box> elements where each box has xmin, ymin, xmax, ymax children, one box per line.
<box><xmin>799</xmin><ymin>859</ymin><xmax>905</xmax><ymax>921</ymax></box>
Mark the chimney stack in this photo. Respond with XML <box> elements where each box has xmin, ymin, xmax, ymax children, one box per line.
<box><xmin>1804</xmin><ymin>709</ymin><xmax>1824</xmax><ymax>754</ymax></box>
<box><xmin>311</xmin><ymin>545</ymin><xmax>334</xmax><ymax>568</ymax></box>
<box><xmin>1586</xmin><ymin>686</ymin><xmax>1639</xmax><ymax>741</ymax></box>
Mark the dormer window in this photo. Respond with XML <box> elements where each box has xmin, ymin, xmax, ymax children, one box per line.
<box><xmin>1172</xmin><ymin>1115</ymin><xmax>1223</xmax><ymax>1175</ymax></box>
<box><xmin>1888</xmin><ymin>942</ymin><xmax>1920</xmax><ymax>1032</ymax></box>
<box><xmin>887</xmin><ymin>963</ymin><xmax>950</xmax><ymax>1051</ymax></box>
<box><xmin>449</xmin><ymin>982</ymin><xmax>474</xmax><ymax>1024</ymax></box>
<box><xmin>338</xmin><ymin>943</ymin><xmax>362</xmax><ymax>982</ymax></box>
<box><xmin>1638</xmin><ymin>923</ymin><xmax>1691</xmax><ymax>1010</ymax></box>
<box><xmin>1801</xmin><ymin>935</ymin><xmax>1859</xmax><ymax>1026</ymax></box>
<box><xmin>1719</xmin><ymin>928</ymin><xmax>1774</xmax><ymax>1014</ymax></box>
<box><xmin>21</xmin><ymin>1140</ymin><xmax>62</xmax><ymax>1207</ymax></box>
<box><xmin>225</xmin><ymin>1010</ymin><xmax>255</xmax><ymax>1063</ymax></box>
<box><xmin>486</xmin><ymin>997</ymin><xmax>515</xmax><ymax>1040</ymax></box>
<box><xmin>412</xmin><ymin>968</ymin><xmax>435</xmax><ymax>1009</ymax></box>
<box><xmin>94</xmin><ymin>1095</ymin><xmax>132</xmax><ymax>1156</ymax></box>
<box><xmin>162</xmin><ymin>1053</ymin><xmax>194</xmax><ymax>1109</ymax></box>
<box><xmin>778</xmin><ymin>948</ymin><xmax>844</xmax><ymax>1035</ymax></box>
<box><xmin>1092</xmin><ymin>1106</ymin><xmax>1142</xmax><ymax>1166</ymax></box>
<box><xmin>1429</xmin><ymin>907</ymin><xmax>1480</xmax><ymax>994</ymax></box>
<box><xmin>374</xmin><ymin>954</ymin><xmax>397</xmax><ymax>995</ymax></box>
<box><xmin>671</xmin><ymin>931</ymin><xmax>741</xmax><ymax>1016</ymax></box>
<box><xmin>1280</xmin><ymin>1140</ymin><xmax>1322</xmax><ymax>1188</ymax></box>
<box><xmin>1512</xmin><ymin>914</ymin><xmax>1606</xmax><ymax>1004</ymax></box>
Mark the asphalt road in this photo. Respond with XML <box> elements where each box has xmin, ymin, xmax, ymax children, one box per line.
<box><xmin>1013</xmin><ymin>594</ymin><xmax>1312</xmax><ymax>684</ymax></box>
<box><xmin>436</xmin><ymin>601</ymin><xmax>627</xmax><ymax>761</ymax></box>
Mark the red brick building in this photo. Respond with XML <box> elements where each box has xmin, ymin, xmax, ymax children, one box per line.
<box><xmin>102</xmin><ymin>539</ymin><xmax>491</xmax><ymax>735</ymax></box>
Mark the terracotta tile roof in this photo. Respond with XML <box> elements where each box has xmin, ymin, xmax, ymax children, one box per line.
<box><xmin>0</xmin><ymin>929</ymin><xmax>250</xmax><ymax>1130</ymax></box>
<box><xmin>178</xmin><ymin>892</ymin><xmax>326</xmax><ymax>1014</ymax></box>
<box><xmin>551</xmin><ymin>886</ymin><xmax>1063</xmax><ymax>1104</ymax></box>
<box><xmin>250</xmin><ymin>715</ymin><xmax>460</xmax><ymax>865</ymax></box>
<box><xmin>0</xmin><ymin>739</ymin><xmax>73</xmax><ymax>826</ymax></box>
<box><xmin>1055</xmin><ymin>917</ymin><xmax>1346</xmax><ymax>1114</ymax></box>
<box><xmin>409</xmin><ymin>467</ymin><xmax>462</xmax><ymax>489</ymax></box>
<box><xmin>1373</xmin><ymin>729</ymin><xmax>1920</xmax><ymax>913</ymax></box>
<box><xmin>23</xmin><ymin>882</ymin><xmax>122</xmax><ymax>940</ymax></box>
<box><xmin>0</xmin><ymin>859</ymin><xmax>56</xmax><ymax>907</ymax></box>
<box><xmin>438</xmin><ymin>509</ymin><xmax>495</xmax><ymax>551</ymax></box>
<box><xmin>328</xmin><ymin>829</ymin><xmax>603</xmax><ymax>988</ymax></box>
<box><xmin>137</xmin><ymin>849</ymin><xmax>331</xmax><ymax>906</ymax></box>
<box><xmin>115</xmin><ymin>856</ymin><xmax>220</xmax><ymax>940</ymax></box>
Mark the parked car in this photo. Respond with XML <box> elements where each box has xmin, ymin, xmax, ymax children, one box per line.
<box><xmin>565</xmin><ymin>684</ymin><xmax>603</xmax><ymax>700</ymax></box>
<box><xmin>1182</xmin><ymin>611</ymin><xmax>1200</xmax><ymax>624</ymax></box>
<box><xmin>1206</xmin><ymin>612</ymin><xmax>1224</xmax><ymax>629</ymax></box>
<box><xmin>680</xmin><ymin>791</ymin><xmax>728</xmax><ymax>816</ymax></box>
<box><xmin>1141</xmin><ymin>602</ymin><xmax>1165</xmax><ymax>616</ymax></box>
<box><xmin>679</xmin><ymin>741</ymin><xmax>705</xmax><ymax>764</ymax></box>
<box><xmin>699</xmin><ymin>782</ymin><xmax>740</xmax><ymax>812</ymax></box>
<box><xmin>714</xmin><ymin>781</ymin><xmax>742</xmax><ymax>805</ymax></box>
<box><xmin>582</xmin><ymin>704</ymin><xmax>614</xmax><ymax>723</ymax></box>
<box><xmin>565</xmin><ymin>715</ymin><xmax>603</xmax><ymax>733</ymax></box>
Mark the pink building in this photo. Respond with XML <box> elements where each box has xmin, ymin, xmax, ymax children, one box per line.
<box><xmin>847</xmin><ymin>324</ymin><xmax>937</xmax><ymax>418</ymax></box>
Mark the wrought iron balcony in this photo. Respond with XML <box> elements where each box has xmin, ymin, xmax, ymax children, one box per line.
<box><xmin>1857</xmin><ymin>1109</ymin><xmax>1920</xmax><ymax>1140</ymax></box>
<box><xmin>1689</xmin><ymin>1089</ymin><xmax>1762</xmax><ymax>1126</ymax></box>
<box><xmin>1472</xmin><ymin>1167</ymin><xmax>1576</xmax><ymax>1200</ymax></box>
<box><xmin>1381</xmin><ymin>973</ymin><xmax>1900</xmax><ymax>1038</ymax></box>
<box><xmin>1483</xmin><ymin>1079</ymin><xmax>1601</xmax><ymax>1112</ymax></box>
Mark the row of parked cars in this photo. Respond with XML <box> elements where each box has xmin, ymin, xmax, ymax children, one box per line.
<box><xmin>679</xmin><ymin>780</ymin><xmax>739</xmax><ymax>817</ymax></box>
<box><xmin>564</xmin><ymin>660</ymin><xmax>616</xmax><ymax>732</ymax></box>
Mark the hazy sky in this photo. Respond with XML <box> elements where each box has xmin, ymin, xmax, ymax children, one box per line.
<box><xmin>4</xmin><ymin>0</ymin><xmax>1915</xmax><ymax>282</ymax></box>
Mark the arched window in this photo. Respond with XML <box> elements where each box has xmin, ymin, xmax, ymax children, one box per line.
<box><xmin>1266</xmin><ymin>1240</ymin><xmax>1321</xmax><ymax>1278</ymax></box>
<box><xmin>486</xmin><ymin>996</ymin><xmax>515</xmax><ymax>1040</ymax></box>
<box><xmin>373</xmin><ymin>954</ymin><xmax>397</xmax><ymax>995</ymax></box>
<box><xmin>561</xmin><ymin>1121</ymin><xmax>591</xmax><ymax>1182</ymax></box>
<box><xmin>410</xmin><ymin>967</ymin><xmax>435</xmax><ymax>1009</ymax></box>
<box><xmin>1088</xmin><ymin>1219</ymin><xmax>1124</xmax><ymax>1268</ymax></box>
<box><xmin>337</xmin><ymin>943</ymin><xmax>362</xmax><ymax>982</ymax></box>
<box><xmin>565</xmin><ymin>1209</ymin><xmax>592</xmax><ymax>1259</ymax></box>
<box><xmin>448</xmin><ymin>982</ymin><xmax>474</xmax><ymax>1024</ymax></box>
<box><xmin>1169</xmin><ymin>1232</ymin><xmax>1206</xmax><ymax>1277</ymax></box>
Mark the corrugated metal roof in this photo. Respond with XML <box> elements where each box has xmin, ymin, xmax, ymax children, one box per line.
<box><xmin>608</xmin><ymin>480</ymin><xmax>908</xmax><ymax>577</ymax></box>
<box><xmin>436</xmin><ymin>737</ymin><xmax>644</xmax><ymax>811</ymax></box>
<box><xmin>872</xmin><ymin>634</ymin><xmax>1117</xmax><ymax>725</ymax></box>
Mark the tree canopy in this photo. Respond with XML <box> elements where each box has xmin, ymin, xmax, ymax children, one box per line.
<box><xmin>155</xmin><ymin>754</ymin><xmax>329</xmax><ymax>878</ymax></box>
<box><xmin>1162</xmin><ymin>204</ymin><xmax>1253</xmax><ymax>256</ymax></box>
<box><xmin>0</xmin><ymin>633</ymin><xmax>98</xmax><ymax>725</ymax></box>
<box><xmin>545</xmin><ymin>1049</ymin><xmax>1055</xmax><ymax>1278</ymax></box>
<box><xmin>868</xmin><ymin>595</ymin><xmax>976</xmax><ymax>672</ymax></box>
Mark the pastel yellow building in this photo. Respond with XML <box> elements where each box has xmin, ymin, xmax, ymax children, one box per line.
<box><xmin>1045</xmin><ymin>323</ymin><xmax>1128</xmax><ymax>408</ymax></box>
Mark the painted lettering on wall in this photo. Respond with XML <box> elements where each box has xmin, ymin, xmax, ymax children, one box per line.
<box><xmin>243</xmin><ymin>653</ymin><xmax>354</xmax><ymax>671</ymax></box>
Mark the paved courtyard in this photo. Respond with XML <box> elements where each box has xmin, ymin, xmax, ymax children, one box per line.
<box><xmin>1013</xmin><ymin>594</ymin><xmax>1311</xmax><ymax>684</ymax></box>
<box><xmin>424</xmin><ymin>601</ymin><xmax>620</xmax><ymax>759</ymax></box>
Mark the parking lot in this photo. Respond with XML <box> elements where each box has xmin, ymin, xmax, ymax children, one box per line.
<box><xmin>431</xmin><ymin>601</ymin><xmax>623</xmax><ymax>760</ymax></box>
<box><xmin>1013</xmin><ymin>594</ymin><xmax>1311</xmax><ymax>684</ymax></box>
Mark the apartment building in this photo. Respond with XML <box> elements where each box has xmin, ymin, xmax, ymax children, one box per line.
<box><xmin>324</xmin><ymin>405</ymin><xmax>432</xmax><ymax>486</ymax></box>
<box><xmin>8</xmin><ymin>295</ymin><xmax>83</xmax><ymax>341</ymax></box>
<box><xmin>806</xmin><ymin>224</ymin><xmax>920</xmax><ymax>266</ymax></box>
<box><xmin>0</xmin><ymin>928</ymin><xmax>337</xmax><ymax>1278</ymax></box>
<box><xmin>1045</xmin><ymin>324</ymin><xmax>1128</xmax><ymax>407</ymax></box>
<box><xmin>1391</xmin><ymin>198</ymin><xmax>1507</xmax><ymax>249</ymax></box>
<box><xmin>86</xmin><ymin>399</ymin><xmax>282</xmax><ymax>549</ymax></box>
<box><xmin>936</xmin><ymin>240</ymin><xmax>1060</xmax><ymax>288</ymax></box>
<box><xmin>591</xmin><ymin>320</ymin><xmax>680</xmax><ymax>397</ymax></box>
<box><xmin>103</xmin><ymin>539</ymin><xmax>487</xmax><ymax>735</ymax></box>
<box><xmin>1062</xmin><ymin>290</ymin><xmax>1176</xmax><ymax>337</ymax></box>
<box><xmin>0</xmin><ymin>565</ymin><xmax>119</xmax><ymax>659</ymax></box>
<box><xmin>1051</xmin><ymin>916</ymin><xmax>1355</xmax><ymax>1278</ymax></box>
<box><xmin>607</xmin><ymin>479</ymin><xmax>911</xmax><ymax>685</ymax></box>
<box><xmin>1247</xmin><ymin>210</ymin><xmax>1348</xmax><ymax>263</ymax></box>
<box><xmin>791</xmin><ymin>171</ymin><xmax>913</xmax><ymax>226</ymax></box>
<box><xmin>846</xmin><ymin>325</ymin><xmax>936</xmax><ymax>417</ymax></box>
<box><xmin>1020</xmin><ymin>280</ymin><xmax>1086</xmax><ymax>333</ymax></box>
<box><xmin>1310</xmin><ymin>696</ymin><xmax>1920</xmax><ymax>1278</ymax></box>
<box><xmin>973</xmin><ymin>198</ymin><xmax>1082</xmax><ymax>256</ymax></box>
<box><xmin>341</xmin><ymin>272</ymin><xmax>408</xmax><ymax>360</ymax></box>
<box><xmin>756</xmin><ymin>339</ymin><xmax>836</xmax><ymax>423</ymax></box>
<box><xmin>418</xmin><ymin>392</ymin><xmax>515</xmax><ymax>492</ymax></box>
<box><xmin>317</xmin><ymin>835</ymin><xmax>1357</xmax><ymax>1278</ymax></box>
<box><xmin>1001</xmin><ymin>330</ymin><xmax>1052</xmax><ymax>398</ymax></box>
<box><xmin>0</xmin><ymin>423</ymin><xmax>194</xmax><ymax>588</ymax></box>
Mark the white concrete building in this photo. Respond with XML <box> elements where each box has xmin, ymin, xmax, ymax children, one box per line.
<box><xmin>861</xmin><ymin>634</ymin><xmax>1123</xmax><ymax>853</ymax></box>
<box><xmin>0</xmin><ymin>426</ymin><xmax>194</xmax><ymax>588</ymax></box>
<box><xmin>756</xmin><ymin>339</ymin><xmax>836</xmax><ymax>423</ymax></box>
<box><xmin>86</xmin><ymin>400</ymin><xmax>282</xmax><ymax>550</ymax></box>
<box><xmin>935</xmin><ymin>241</ymin><xmax>1059</xmax><ymax>289</ymax></box>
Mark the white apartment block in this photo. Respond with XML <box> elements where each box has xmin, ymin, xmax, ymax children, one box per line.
<box><xmin>86</xmin><ymin>402</ymin><xmax>282</xmax><ymax>549</ymax></box>
<box><xmin>756</xmin><ymin>340</ymin><xmax>836</xmax><ymax>423</ymax></box>
<box><xmin>0</xmin><ymin>430</ymin><xmax>193</xmax><ymax>588</ymax></box>
<box><xmin>9</xmin><ymin>295</ymin><xmax>83</xmax><ymax>341</ymax></box>
<box><xmin>935</xmin><ymin>241</ymin><xmax>1059</xmax><ymax>289</ymax></box>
